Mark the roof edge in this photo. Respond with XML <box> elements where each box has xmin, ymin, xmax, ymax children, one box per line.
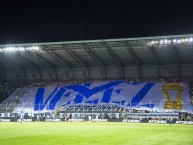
<box><xmin>0</xmin><ymin>34</ymin><xmax>193</xmax><ymax>47</ymax></box>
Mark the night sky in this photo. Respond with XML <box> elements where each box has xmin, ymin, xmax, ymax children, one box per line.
<box><xmin>0</xmin><ymin>0</ymin><xmax>193</xmax><ymax>44</ymax></box>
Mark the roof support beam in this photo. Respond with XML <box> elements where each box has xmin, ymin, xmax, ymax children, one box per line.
<box><xmin>43</xmin><ymin>46</ymin><xmax>72</xmax><ymax>79</ymax></box>
<box><xmin>15</xmin><ymin>70</ymin><xmax>22</xmax><ymax>81</ymax></box>
<box><xmin>45</xmin><ymin>50</ymin><xmax>72</xmax><ymax>79</ymax></box>
<box><xmin>0</xmin><ymin>68</ymin><xmax>6</xmax><ymax>82</ymax></box>
<box><xmin>26</xmin><ymin>52</ymin><xmax>47</xmax><ymax>80</ymax></box>
<box><xmin>49</xmin><ymin>50</ymin><xmax>72</xmax><ymax>68</ymax></box>
<box><xmin>16</xmin><ymin>52</ymin><xmax>42</xmax><ymax>80</ymax></box>
<box><xmin>14</xmin><ymin>53</ymin><xmax>36</xmax><ymax>80</ymax></box>
<box><xmin>16</xmin><ymin>53</ymin><xmax>41</xmax><ymax>69</ymax></box>
<box><xmin>0</xmin><ymin>60</ymin><xmax>6</xmax><ymax>82</ymax></box>
<box><xmin>23</xmin><ymin>69</ymin><xmax>27</xmax><ymax>82</ymax></box>
<box><xmin>125</xmin><ymin>43</ymin><xmax>142</xmax><ymax>80</ymax></box>
<box><xmin>65</xmin><ymin>47</ymin><xmax>90</xmax><ymax>80</ymax></box>
<box><xmin>42</xmin><ymin>45</ymin><xmax>72</xmax><ymax>69</ymax></box>
<box><xmin>150</xmin><ymin>46</ymin><xmax>162</xmax><ymax>79</ymax></box>
<box><xmin>103</xmin><ymin>42</ymin><xmax>124</xmax><ymax>79</ymax></box>
<box><xmin>84</xmin><ymin>46</ymin><xmax>107</xmax><ymax>79</ymax></box>
<box><xmin>0</xmin><ymin>53</ymin><xmax>24</xmax><ymax>69</ymax></box>
<box><xmin>172</xmin><ymin>45</ymin><xmax>180</xmax><ymax>81</ymax></box>
<box><xmin>33</xmin><ymin>52</ymin><xmax>58</xmax><ymax>80</ymax></box>
<box><xmin>0</xmin><ymin>53</ymin><xmax>26</xmax><ymax>81</ymax></box>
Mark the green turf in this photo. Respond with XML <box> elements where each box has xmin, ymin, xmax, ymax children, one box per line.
<box><xmin>0</xmin><ymin>122</ymin><xmax>193</xmax><ymax>145</ymax></box>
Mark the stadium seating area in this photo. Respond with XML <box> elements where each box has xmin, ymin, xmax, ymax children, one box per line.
<box><xmin>0</xmin><ymin>83</ymin><xmax>15</xmax><ymax>103</ymax></box>
<box><xmin>189</xmin><ymin>82</ymin><xmax>193</xmax><ymax>104</ymax></box>
<box><xmin>63</xmin><ymin>105</ymin><xmax>122</xmax><ymax>112</ymax></box>
<box><xmin>0</xmin><ymin>80</ymin><xmax>84</xmax><ymax>103</ymax></box>
<box><xmin>0</xmin><ymin>80</ymin><xmax>193</xmax><ymax>124</ymax></box>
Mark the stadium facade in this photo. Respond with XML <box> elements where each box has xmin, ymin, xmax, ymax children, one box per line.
<box><xmin>0</xmin><ymin>34</ymin><xmax>193</xmax><ymax>81</ymax></box>
<box><xmin>0</xmin><ymin>34</ymin><xmax>193</xmax><ymax>122</ymax></box>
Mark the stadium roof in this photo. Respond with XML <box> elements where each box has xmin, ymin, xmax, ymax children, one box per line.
<box><xmin>0</xmin><ymin>34</ymin><xmax>193</xmax><ymax>82</ymax></box>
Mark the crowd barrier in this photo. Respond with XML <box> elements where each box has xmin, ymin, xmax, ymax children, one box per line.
<box><xmin>123</xmin><ymin>119</ymin><xmax>140</xmax><ymax>123</ymax></box>
<box><xmin>17</xmin><ymin>119</ymin><xmax>32</xmax><ymax>122</ymax></box>
<box><xmin>91</xmin><ymin>119</ymin><xmax>108</xmax><ymax>122</ymax></box>
<box><xmin>175</xmin><ymin>121</ymin><xmax>193</xmax><ymax>124</ymax></box>
<box><xmin>148</xmin><ymin>120</ymin><xmax>167</xmax><ymax>124</ymax></box>
<box><xmin>45</xmin><ymin>119</ymin><xmax>61</xmax><ymax>122</ymax></box>
<box><xmin>68</xmin><ymin>119</ymin><xmax>84</xmax><ymax>122</ymax></box>
<box><xmin>0</xmin><ymin>119</ymin><xmax>11</xmax><ymax>122</ymax></box>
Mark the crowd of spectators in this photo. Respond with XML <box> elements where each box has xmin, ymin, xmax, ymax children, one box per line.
<box><xmin>0</xmin><ymin>83</ymin><xmax>16</xmax><ymax>103</ymax></box>
<box><xmin>0</xmin><ymin>80</ymin><xmax>84</xmax><ymax>103</ymax></box>
<box><xmin>189</xmin><ymin>82</ymin><xmax>193</xmax><ymax>104</ymax></box>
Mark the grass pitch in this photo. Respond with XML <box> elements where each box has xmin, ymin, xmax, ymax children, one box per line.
<box><xmin>0</xmin><ymin>122</ymin><xmax>193</xmax><ymax>145</ymax></box>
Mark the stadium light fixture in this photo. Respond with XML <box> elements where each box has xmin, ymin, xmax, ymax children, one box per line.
<box><xmin>32</xmin><ymin>46</ymin><xmax>39</xmax><ymax>50</ymax></box>
<box><xmin>0</xmin><ymin>46</ymin><xmax>40</xmax><ymax>53</ymax></box>
<box><xmin>6</xmin><ymin>47</ymin><xmax>15</xmax><ymax>52</ymax></box>
<box><xmin>150</xmin><ymin>41</ymin><xmax>157</xmax><ymax>45</ymax></box>
<box><xmin>158</xmin><ymin>37</ymin><xmax>193</xmax><ymax>45</ymax></box>
<box><xmin>35</xmin><ymin>46</ymin><xmax>39</xmax><ymax>50</ymax></box>
<box><xmin>19</xmin><ymin>47</ymin><xmax>25</xmax><ymax>51</ymax></box>
<box><xmin>173</xmin><ymin>39</ymin><xmax>176</xmax><ymax>43</ymax></box>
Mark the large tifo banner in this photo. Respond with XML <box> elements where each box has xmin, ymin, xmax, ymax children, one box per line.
<box><xmin>2</xmin><ymin>81</ymin><xmax>193</xmax><ymax>113</ymax></box>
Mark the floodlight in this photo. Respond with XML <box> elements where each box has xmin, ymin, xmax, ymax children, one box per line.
<box><xmin>19</xmin><ymin>47</ymin><xmax>25</xmax><ymax>51</ymax></box>
<box><xmin>178</xmin><ymin>40</ymin><xmax>181</xmax><ymax>43</ymax></box>
<box><xmin>7</xmin><ymin>47</ymin><xmax>15</xmax><ymax>52</ymax></box>
<box><xmin>164</xmin><ymin>39</ymin><xmax>167</xmax><ymax>43</ymax></box>
<box><xmin>173</xmin><ymin>39</ymin><xmax>176</xmax><ymax>43</ymax></box>
<box><xmin>33</xmin><ymin>46</ymin><xmax>38</xmax><ymax>50</ymax></box>
<box><xmin>151</xmin><ymin>41</ymin><xmax>154</xmax><ymax>44</ymax></box>
<box><xmin>6</xmin><ymin>47</ymin><xmax>9</xmax><ymax>51</ymax></box>
<box><xmin>12</xmin><ymin>47</ymin><xmax>16</xmax><ymax>51</ymax></box>
<box><xmin>160</xmin><ymin>40</ymin><xmax>163</xmax><ymax>44</ymax></box>
<box><xmin>35</xmin><ymin>46</ymin><xmax>39</xmax><ymax>50</ymax></box>
<box><xmin>189</xmin><ymin>38</ymin><xmax>193</xmax><ymax>42</ymax></box>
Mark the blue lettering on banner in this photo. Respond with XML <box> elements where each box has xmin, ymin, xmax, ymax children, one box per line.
<box><xmin>74</xmin><ymin>94</ymin><xmax>83</xmax><ymax>104</ymax></box>
<box><xmin>63</xmin><ymin>81</ymin><xmax>123</xmax><ymax>99</ymax></box>
<box><xmin>34</xmin><ymin>81</ymin><xmax>156</xmax><ymax>111</ymax></box>
<box><xmin>34</xmin><ymin>87</ymin><xmax>59</xmax><ymax>111</ymax></box>
<box><xmin>127</xmin><ymin>83</ymin><xmax>156</xmax><ymax>107</ymax></box>
<box><xmin>34</xmin><ymin>81</ymin><xmax>123</xmax><ymax>110</ymax></box>
<box><xmin>101</xmin><ymin>88</ymin><xmax>113</xmax><ymax>103</ymax></box>
<box><xmin>46</xmin><ymin>87</ymin><xmax>66</xmax><ymax>110</ymax></box>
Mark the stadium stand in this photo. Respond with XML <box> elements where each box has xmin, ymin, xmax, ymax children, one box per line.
<box><xmin>0</xmin><ymin>34</ymin><xmax>193</xmax><ymax>123</ymax></box>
